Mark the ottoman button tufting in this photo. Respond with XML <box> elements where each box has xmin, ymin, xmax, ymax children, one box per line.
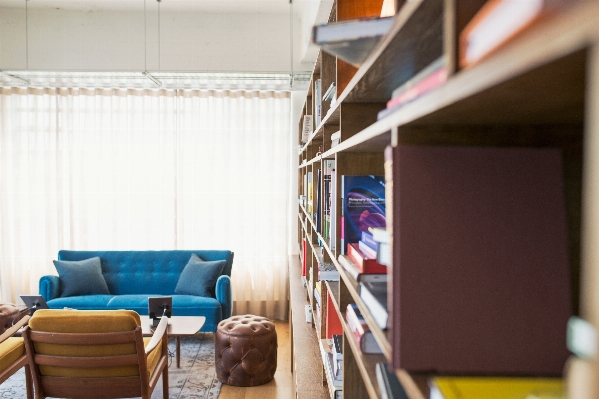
<box><xmin>215</xmin><ymin>314</ymin><xmax>277</xmax><ymax>387</ymax></box>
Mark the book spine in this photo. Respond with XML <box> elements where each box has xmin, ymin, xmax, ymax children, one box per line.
<box><xmin>360</xmin><ymin>283</ymin><xmax>388</xmax><ymax>329</ymax></box>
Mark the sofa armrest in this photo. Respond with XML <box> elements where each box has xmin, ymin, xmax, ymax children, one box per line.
<box><xmin>215</xmin><ymin>275</ymin><xmax>232</xmax><ymax>319</ymax></box>
<box><xmin>39</xmin><ymin>275</ymin><xmax>61</xmax><ymax>301</ymax></box>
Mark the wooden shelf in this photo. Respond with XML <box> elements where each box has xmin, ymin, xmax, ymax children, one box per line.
<box><xmin>289</xmin><ymin>256</ymin><xmax>329</xmax><ymax>398</ymax></box>
<box><xmin>293</xmin><ymin>1</ymin><xmax>599</xmax><ymax>398</ymax></box>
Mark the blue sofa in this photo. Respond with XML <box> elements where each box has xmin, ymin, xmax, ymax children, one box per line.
<box><xmin>39</xmin><ymin>250</ymin><xmax>233</xmax><ymax>332</ymax></box>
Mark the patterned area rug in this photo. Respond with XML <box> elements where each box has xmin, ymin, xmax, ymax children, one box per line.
<box><xmin>0</xmin><ymin>333</ymin><xmax>221</xmax><ymax>399</ymax></box>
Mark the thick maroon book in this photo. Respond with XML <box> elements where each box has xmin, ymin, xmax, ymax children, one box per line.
<box><xmin>386</xmin><ymin>145</ymin><xmax>572</xmax><ymax>376</ymax></box>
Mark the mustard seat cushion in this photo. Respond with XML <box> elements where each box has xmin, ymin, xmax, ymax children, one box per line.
<box><xmin>29</xmin><ymin>309</ymin><xmax>160</xmax><ymax>378</ymax></box>
<box><xmin>0</xmin><ymin>337</ymin><xmax>24</xmax><ymax>372</ymax></box>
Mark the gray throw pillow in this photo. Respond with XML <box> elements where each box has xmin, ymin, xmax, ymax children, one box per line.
<box><xmin>174</xmin><ymin>254</ymin><xmax>226</xmax><ymax>298</ymax></box>
<box><xmin>53</xmin><ymin>257</ymin><xmax>110</xmax><ymax>297</ymax></box>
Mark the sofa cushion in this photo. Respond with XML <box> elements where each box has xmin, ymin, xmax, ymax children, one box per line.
<box><xmin>47</xmin><ymin>295</ymin><xmax>114</xmax><ymax>310</ymax></box>
<box><xmin>53</xmin><ymin>257</ymin><xmax>110</xmax><ymax>297</ymax></box>
<box><xmin>174</xmin><ymin>254</ymin><xmax>226</xmax><ymax>298</ymax></box>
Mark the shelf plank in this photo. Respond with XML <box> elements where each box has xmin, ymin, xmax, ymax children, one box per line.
<box><xmin>289</xmin><ymin>256</ymin><xmax>329</xmax><ymax>399</ymax></box>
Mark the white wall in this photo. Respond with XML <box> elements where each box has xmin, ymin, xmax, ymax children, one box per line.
<box><xmin>0</xmin><ymin>0</ymin><xmax>326</xmax><ymax>74</ymax></box>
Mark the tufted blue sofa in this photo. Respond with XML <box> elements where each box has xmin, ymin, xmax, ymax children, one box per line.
<box><xmin>39</xmin><ymin>250</ymin><xmax>233</xmax><ymax>332</ymax></box>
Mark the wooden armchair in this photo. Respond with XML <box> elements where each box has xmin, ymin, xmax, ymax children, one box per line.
<box><xmin>0</xmin><ymin>314</ymin><xmax>32</xmax><ymax>399</ymax></box>
<box><xmin>22</xmin><ymin>309</ymin><xmax>168</xmax><ymax>399</ymax></box>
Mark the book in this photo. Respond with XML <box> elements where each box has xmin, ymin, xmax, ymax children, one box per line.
<box><xmin>459</xmin><ymin>0</ymin><xmax>577</xmax><ymax>68</ymax></box>
<box><xmin>358</xmin><ymin>240</ymin><xmax>377</xmax><ymax>260</ymax></box>
<box><xmin>429</xmin><ymin>377</ymin><xmax>564</xmax><ymax>399</ymax></box>
<box><xmin>338</xmin><ymin>255</ymin><xmax>387</xmax><ymax>284</ymax></box>
<box><xmin>386</xmin><ymin>145</ymin><xmax>572</xmax><ymax>375</ymax></box>
<box><xmin>341</xmin><ymin>175</ymin><xmax>386</xmax><ymax>254</ymax></box>
<box><xmin>323</xmin><ymin>82</ymin><xmax>336</xmax><ymax>102</ymax></box>
<box><xmin>312</xmin><ymin>16</ymin><xmax>395</xmax><ymax>67</ymax></box>
<box><xmin>323</xmin><ymin>160</ymin><xmax>335</xmax><ymax>239</ymax></box>
<box><xmin>360</xmin><ymin>231</ymin><xmax>378</xmax><ymax>251</ymax></box>
<box><xmin>301</xmin><ymin>115</ymin><xmax>312</xmax><ymax>143</ymax></box>
<box><xmin>375</xmin><ymin>363</ymin><xmax>408</xmax><ymax>399</ymax></box>
<box><xmin>316</xmin><ymin>168</ymin><xmax>322</xmax><ymax>233</ymax></box>
<box><xmin>386</xmin><ymin>57</ymin><xmax>448</xmax><ymax>109</ymax></box>
<box><xmin>307</xmin><ymin>171</ymin><xmax>313</xmax><ymax>214</ymax></box>
<box><xmin>329</xmin><ymin>167</ymin><xmax>337</xmax><ymax>250</ymax></box>
<box><xmin>301</xmin><ymin>238</ymin><xmax>307</xmax><ymax>277</ymax></box>
<box><xmin>346</xmin><ymin>304</ymin><xmax>382</xmax><ymax>354</ymax></box>
<box><xmin>332</xmin><ymin>333</ymin><xmax>343</xmax><ymax>373</ymax></box>
<box><xmin>314</xmin><ymin>79</ymin><xmax>322</xmax><ymax>128</ymax></box>
<box><xmin>369</xmin><ymin>227</ymin><xmax>390</xmax><ymax>243</ymax></box>
<box><xmin>359</xmin><ymin>281</ymin><xmax>388</xmax><ymax>329</ymax></box>
<box><xmin>331</xmin><ymin>130</ymin><xmax>341</xmax><ymax>147</ymax></box>
<box><xmin>326</xmin><ymin>290</ymin><xmax>343</xmax><ymax>338</ymax></box>
<box><xmin>347</xmin><ymin>243</ymin><xmax>387</xmax><ymax>274</ymax></box>
<box><xmin>320</xmin><ymin>339</ymin><xmax>342</xmax><ymax>388</ymax></box>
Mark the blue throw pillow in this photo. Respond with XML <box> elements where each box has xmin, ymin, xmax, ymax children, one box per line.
<box><xmin>174</xmin><ymin>254</ymin><xmax>226</xmax><ymax>298</ymax></box>
<box><xmin>53</xmin><ymin>257</ymin><xmax>110</xmax><ymax>297</ymax></box>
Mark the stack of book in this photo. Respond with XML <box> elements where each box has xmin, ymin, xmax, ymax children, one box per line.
<box><xmin>332</xmin><ymin>334</ymin><xmax>343</xmax><ymax>378</ymax></box>
<box><xmin>346</xmin><ymin>303</ymin><xmax>382</xmax><ymax>354</ymax></box>
<box><xmin>341</xmin><ymin>175</ymin><xmax>386</xmax><ymax>255</ymax></box>
<box><xmin>368</xmin><ymin>227</ymin><xmax>390</xmax><ymax>266</ymax></box>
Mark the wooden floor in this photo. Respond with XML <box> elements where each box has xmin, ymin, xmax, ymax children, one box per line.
<box><xmin>219</xmin><ymin>320</ymin><xmax>294</xmax><ymax>399</ymax></box>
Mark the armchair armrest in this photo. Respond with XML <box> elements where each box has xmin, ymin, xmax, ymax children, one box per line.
<box><xmin>215</xmin><ymin>275</ymin><xmax>232</xmax><ymax>319</ymax></box>
<box><xmin>39</xmin><ymin>275</ymin><xmax>60</xmax><ymax>302</ymax></box>
<box><xmin>0</xmin><ymin>315</ymin><xmax>30</xmax><ymax>343</ymax></box>
<box><xmin>144</xmin><ymin>316</ymin><xmax>168</xmax><ymax>355</ymax></box>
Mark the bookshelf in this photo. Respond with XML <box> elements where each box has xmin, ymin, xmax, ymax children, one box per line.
<box><xmin>291</xmin><ymin>0</ymin><xmax>599</xmax><ymax>398</ymax></box>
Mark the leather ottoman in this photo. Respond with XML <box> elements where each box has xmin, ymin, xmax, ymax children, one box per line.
<box><xmin>215</xmin><ymin>314</ymin><xmax>277</xmax><ymax>387</ymax></box>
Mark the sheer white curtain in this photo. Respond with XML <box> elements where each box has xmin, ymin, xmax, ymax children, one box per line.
<box><xmin>0</xmin><ymin>87</ymin><xmax>291</xmax><ymax>320</ymax></box>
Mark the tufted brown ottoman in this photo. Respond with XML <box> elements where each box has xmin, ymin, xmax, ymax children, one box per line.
<box><xmin>215</xmin><ymin>314</ymin><xmax>277</xmax><ymax>387</ymax></box>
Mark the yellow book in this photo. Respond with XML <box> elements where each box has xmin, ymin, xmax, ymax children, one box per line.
<box><xmin>429</xmin><ymin>377</ymin><xmax>564</xmax><ymax>399</ymax></box>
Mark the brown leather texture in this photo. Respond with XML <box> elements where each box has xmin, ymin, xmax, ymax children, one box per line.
<box><xmin>215</xmin><ymin>314</ymin><xmax>277</xmax><ymax>387</ymax></box>
<box><xmin>0</xmin><ymin>303</ymin><xmax>22</xmax><ymax>335</ymax></box>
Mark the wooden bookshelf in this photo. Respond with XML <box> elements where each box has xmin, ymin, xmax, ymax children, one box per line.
<box><xmin>292</xmin><ymin>0</ymin><xmax>599</xmax><ymax>398</ymax></box>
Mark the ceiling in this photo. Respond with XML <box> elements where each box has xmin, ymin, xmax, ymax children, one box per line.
<box><xmin>0</xmin><ymin>0</ymin><xmax>298</xmax><ymax>15</ymax></box>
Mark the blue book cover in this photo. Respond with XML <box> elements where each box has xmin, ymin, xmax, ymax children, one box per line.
<box><xmin>341</xmin><ymin>175</ymin><xmax>386</xmax><ymax>254</ymax></box>
<box><xmin>361</xmin><ymin>231</ymin><xmax>378</xmax><ymax>251</ymax></box>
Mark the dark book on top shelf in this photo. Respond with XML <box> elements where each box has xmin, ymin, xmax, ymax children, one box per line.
<box><xmin>312</xmin><ymin>16</ymin><xmax>395</xmax><ymax>67</ymax></box>
<box><xmin>341</xmin><ymin>175</ymin><xmax>386</xmax><ymax>255</ymax></box>
<box><xmin>385</xmin><ymin>145</ymin><xmax>572</xmax><ymax>375</ymax></box>
<box><xmin>459</xmin><ymin>0</ymin><xmax>579</xmax><ymax>68</ymax></box>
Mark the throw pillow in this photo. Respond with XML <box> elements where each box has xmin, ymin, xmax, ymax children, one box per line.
<box><xmin>53</xmin><ymin>257</ymin><xmax>110</xmax><ymax>297</ymax></box>
<box><xmin>174</xmin><ymin>254</ymin><xmax>226</xmax><ymax>298</ymax></box>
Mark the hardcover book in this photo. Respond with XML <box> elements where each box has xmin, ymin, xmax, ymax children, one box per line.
<box><xmin>359</xmin><ymin>281</ymin><xmax>388</xmax><ymax>330</ymax></box>
<box><xmin>338</xmin><ymin>255</ymin><xmax>387</xmax><ymax>284</ymax></box>
<box><xmin>429</xmin><ymin>376</ymin><xmax>564</xmax><ymax>399</ymax></box>
<box><xmin>312</xmin><ymin>16</ymin><xmax>395</xmax><ymax>67</ymax></box>
<box><xmin>459</xmin><ymin>0</ymin><xmax>578</xmax><ymax>68</ymax></box>
<box><xmin>386</xmin><ymin>145</ymin><xmax>572</xmax><ymax>375</ymax></box>
<box><xmin>341</xmin><ymin>175</ymin><xmax>386</xmax><ymax>254</ymax></box>
<box><xmin>346</xmin><ymin>304</ymin><xmax>382</xmax><ymax>354</ymax></box>
<box><xmin>301</xmin><ymin>115</ymin><xmax>313</xmax><ymax>143</ymax></box>
<box><xmin>347</xmin><ymin>243</ymin><xmax>387</xmax><ymax>274</ymax></box>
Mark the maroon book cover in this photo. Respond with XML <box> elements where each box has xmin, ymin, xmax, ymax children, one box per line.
<box><xmin>387</xmin><ymin>145</ymin><xmax>572</xmax><ymax>376</ymax></box>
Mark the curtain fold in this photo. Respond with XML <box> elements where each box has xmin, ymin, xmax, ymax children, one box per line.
<box><xmin>0</xmin><ymin>87</ymin><xmax>290</xmax><ymax>320</ymax></box>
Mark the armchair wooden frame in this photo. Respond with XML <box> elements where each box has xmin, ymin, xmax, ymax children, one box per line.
<box><xmin>0</xmin><ymin>314</ymin><xmax>32</xmax><ymax>399</ymax></box>
<box><xmin>22</xmin><ymin>313</ymin><xmax>169</xmax><ymax>399</ymax></box>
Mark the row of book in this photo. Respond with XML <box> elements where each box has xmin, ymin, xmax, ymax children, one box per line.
<box><xmin>313</xmin><ymin>0</ymin><xmax>580</xmax><ymax>121</ymax></box>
